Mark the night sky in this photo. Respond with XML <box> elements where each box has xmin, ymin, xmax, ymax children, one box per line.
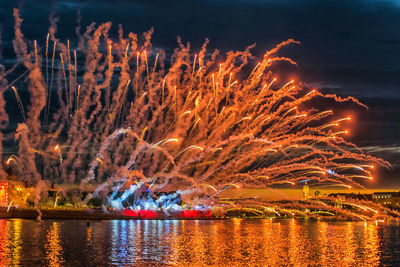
<box><xmin>0</xmin><ymin>0</ymin><xmax>399</xmax><ymax>187</ymax></box>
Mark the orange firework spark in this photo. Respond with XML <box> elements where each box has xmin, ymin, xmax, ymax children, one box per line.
<box><xmin>5</xmin><ymin>10</ymin><xmax>390</xmax><ymax>203</ymax></box>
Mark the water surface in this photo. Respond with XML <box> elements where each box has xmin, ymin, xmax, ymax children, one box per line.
<box><xmin>0</xmin><ymin>219</ymin><xmax>399</xmax><ymax>266</ymax></box>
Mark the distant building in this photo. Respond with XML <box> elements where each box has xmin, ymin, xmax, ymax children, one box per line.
<box><xmin>372</xmin><ymin>191</ymin><xmax>400</xmax><ymax>206</ymax></box>
<box><xmin>328</xmin><ymin>190</ymin><xmax>400</xmax><ymax>209</ymax></box>
<box><xmin>334</xmin><ymin>197</ymin><xmax>343</xmax><ymax>208</ymax></box>
<box><xmin>0</xmin><ymin>182</ymin><xmax>8</xmax><ymax>206</ymax></box>
<box><xmin>303</xmin><ymin>182</ymin><xmax>310</xmax><ymax>200</ymax></box>
<box><xmin>0</xmin><ymin>180</ymin><xmax>33</xmax><ymax>207</ymax></box>
<box><xmin>328</xmin><ymin>192</ymin><xmax>373</xmax><ymax>201</ymax></box>
<box><xmin>372</xmin><ymin>192</ymin><xmax>396</xmax><ymax>199</ymax></box>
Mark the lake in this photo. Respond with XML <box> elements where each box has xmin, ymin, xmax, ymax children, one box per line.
<box><xmin>0</xmin><ymin>219</ymin><xmax>399</xmax><ymax>266</ymax></box>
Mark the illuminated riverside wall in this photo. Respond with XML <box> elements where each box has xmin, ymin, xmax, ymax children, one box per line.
<box><xmin>216</xmin><ymin>188</ymin><xmax>400</xmax><ymax>201</ymax></box>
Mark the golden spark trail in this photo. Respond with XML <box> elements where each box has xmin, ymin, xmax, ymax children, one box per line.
<box><xmin>11</xmin><ymin>86</ymin><xmax>26</xmax><ymax>122</ymax></box>
<box><xmin>45</xmin><ymin>33</ymin><xmax>49</xmax><ymax>86</ymax></box>
<box><xmin>59</xmin><ymin>53</ymin><xmax>70</xmax><ymax>126</ymax></box>
<box><xmin>34</xmin><ymin>40</ymin><xmax>38</xmax><ymax>66</ymax></box>
<box><xmin>45</xmin><ymin>40</ymin><xmax>57</xmax><ymax>133</ymax></box>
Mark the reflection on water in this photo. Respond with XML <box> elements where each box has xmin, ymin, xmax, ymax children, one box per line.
<box><xmin>45</xmin><ymin>222</ymin><xmax>64</xmax><ymax>266</ymax></box>
<box><xmin>0</xmin><ymin>220</ymin><xmax>10</xmax><ymax>266</ymax></box>
<box><xmin>0</xmin><ymin>219</ymin><xmax>397</xmax><ymax>265</ymax></box>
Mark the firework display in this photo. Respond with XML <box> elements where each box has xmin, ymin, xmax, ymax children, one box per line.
<box><xmin>0</xmin><ymin>10</ymin><xmax>392</xmax><ymax>219</ymax></box>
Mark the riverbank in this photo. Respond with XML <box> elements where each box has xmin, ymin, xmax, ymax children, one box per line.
<box><xmin>0</xmin><ymin>207</ymin><xmax>393</xmax><ymax>222</ymax></box>
<box><xmin>0</xmin><ymin>208</ymin><xmax>214</xmax><ymax>220</ymax></box>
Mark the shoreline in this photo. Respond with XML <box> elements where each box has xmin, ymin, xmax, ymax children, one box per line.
<box><xmin>0</xmin><ymin>208</ymin><xmax>391</xmax><ymax>222</ymax></box>
<box><xmin>0</xmin><ymin>208</ymin><xmax>216</xmax><ymax>220</ymax></box>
